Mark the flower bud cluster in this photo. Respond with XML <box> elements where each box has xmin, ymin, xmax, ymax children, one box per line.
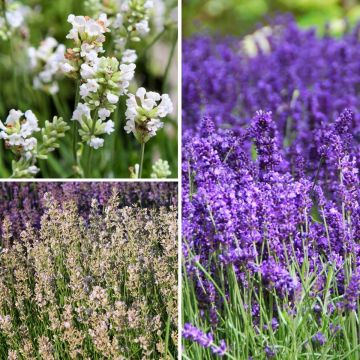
<box><xmin>183</xmin><ymin>323</ymin><xmax>227</xmax><ymax>356</ymax></box>
<box><xmin>0</xmin><ymin>109</ymin><xmax>39</xmax><ymax>159</ymax></box>
<box><xmin>72</xmin><ymin>56</ymin><xmax>136</xmax><ymax>149</ymax></box>
<box><xmin>0</xmin><ymin>109</ymin><xmax>69</xmax><ymax>177</ymax></box>
<box><xmin>150</xmin><ymin>158</ymin><xmax>171</xmax><ymax>178</ymax></box>
<box><xmin>113</xmin><ymin>0</ymin><xmax>153</xmax><ymax>44</ymax></box>
<box><xmin>60</xmin><ymin>13</ymin><xmax>110</xmax><ymax>77</ymax></box>
<box><xmin>84</xmin><ymin>0</ymin><xmax>154</xmax><ymax>54</ymax></box>
<box><xmin>125</xmin><ymin>87</ymin><xmax>173</xmax><ymax>143</ymax></box>
<box><xmin>28</xmin><ymin>37</ymin><xmax>66</xmax><ymax>94</ymax></box>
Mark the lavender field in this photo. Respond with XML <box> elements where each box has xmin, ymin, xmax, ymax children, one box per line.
<box><xmin>0</xmin><ymin>182</ymin><xmax>178</xmax><ymax>359</ymax></box>
<box><xmin>182</xmin><ymin>16</ymin><xmax>360</xmax><ymax>359</ymax></box>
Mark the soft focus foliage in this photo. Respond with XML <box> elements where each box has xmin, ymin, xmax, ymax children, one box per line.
<box><xmin>182</xmin><ymin>17</ymin><xmax>360</xmax><ymax>359</ymax></box>
<box><xmin>183</xmin><ymin>0</ymin><xmax>360</xmax><ymax>37</ymax></box>
<box><xmin>0</xmin><ymin>0</ymin><xmax>178</xmax><ymax>178</ymax></box>
<box><xmin>0</xmin><ymin>183</ymin><xmax>178</xmax><ymax>359</ymax></box>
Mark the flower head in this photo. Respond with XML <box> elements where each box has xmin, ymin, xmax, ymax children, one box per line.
<box><xmin>0</xmin><ymin>110</ymin><xmax>39</xmax><ymax>155</ymax></box>
<box><xmin>61</xmin><ymin>13</ymin><xmax>110</xmax><ymax>77</ymax></box>
<box><xmin>125</xmin><ymin>87</ymin><xmax>173</xmax><ymax>143</ymax></box>
<box><xmin>72</xmin><ymin>56</ymin><xmax>135</xmax><ymax>149</ymax></box>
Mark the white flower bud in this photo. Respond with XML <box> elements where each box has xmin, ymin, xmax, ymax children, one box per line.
<box><xmin>88</xmin><ymin>136</ymin><xmax>104</xmax><ymax>149</ymax></box>
<box><xmin>107</xmin><ymin>93</ymin><xmax>119</xmax><ymax>104</ymax></box>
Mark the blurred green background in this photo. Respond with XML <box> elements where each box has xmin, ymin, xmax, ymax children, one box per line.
<box><xmin>0</xmin><ymin>0</ymin><xmax>178</xmax><ymax>178</ymax></box>
<box><xmin>183</xmin><ymin>0</ymin><xmax>360</xmax><ymax>37</ymax></box>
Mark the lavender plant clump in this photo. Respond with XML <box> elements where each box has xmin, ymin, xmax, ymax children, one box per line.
<box><xmin>0</xmin><ymin>183</ymin><xmax>178</xmax><ymax>359</ymax></box>
<box><xmin>183</xmin><ymin>16</ymin><xmax>360</xmax><ymax>359</ymax></box>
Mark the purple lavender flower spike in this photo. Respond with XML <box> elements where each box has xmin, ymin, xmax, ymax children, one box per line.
<box><xmin>250</xmin><ymin>110</ymin><xmax>282</xmax><ymax>173</ymax></box>
<box><xmin>344</xmin><ymin>273</ymin><xmax>360</xmax><ymax>311</ymax></box>
<box><xmin>312</xmin><ymin>332</ymin><xmax>326</xmax><ymax>346</ymax></box>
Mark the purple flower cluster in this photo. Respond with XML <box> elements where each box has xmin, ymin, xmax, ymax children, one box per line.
<box><xmin>183</xmin><ymin>323</ymin><xmax>226</xmax><ymax>356</ymax></box>
<box><xmin>182</xmin><ymin>16</ymin><xmax>360</xmax><ymax>356</ymax></box>
<box><xmin>250</xmin><ymin>110</ymin><xmax>282</xmax><ymax>172</ymax></box>
<box><xmin>312</xmin><ymin>332</ymin><xmax>327</xmax><ymax>346</ymax></box>
<box><xmin>344</xmin><ymin>272</ymin><xmax>360</xmax><ymax>311</ymax></box>
<box><xmin>0</xmin><ymin>182</ymin><xmax>177</xmax><ymax>240</ymax></box>
<box><xmin>183</xmin><ymin>16</ymin><xmax>360</xmax><ymax>192</ymax></box>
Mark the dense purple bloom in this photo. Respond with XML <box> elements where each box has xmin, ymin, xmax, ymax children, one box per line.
<box><xmin>250</xmin><ymin>110</ymin><xmax>282</xmax><ymax>172</ymax></box>
<box><xmin>183</xmin><ymin>16</ymin><xmax>360</xmax><ymax>356</ymax></box>
<box><xmin>183</xmin><ymin>16</ymin><xmax>360</xmax><ymax>192</ymax></box>
<box><xmin>260</xmin><ymin>257</ymin><xmax>299</xmax><ymax>297</ymax></box>
<box><xmin>0</xmin><ymin>182</ymin><xmax>177</xmax><ymax>240</ymax></box>
<box><xmin>211</xmin><ymin>340</ymin><xmax>227</xmax><ymax>356</ymax></box>
<box><xmin>183</xmin><ymin>323</ymin><xmax>214</xmax><ymax>348</ymax></box>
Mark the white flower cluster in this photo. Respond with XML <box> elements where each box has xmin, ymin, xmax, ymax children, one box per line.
<box><xmin>28</xmin><ymin>37</ymin><xmax>66</xmax><ymax>94</ymax></box>
<box><xmin>84</xmin><ymin>0</ymin><xmax>154</xmax><ymax>56</ymax></box>
<box><xmin>0</xmin><ymin>1</ymin><xmax>29</xmax><ymax>40</ymax></box>
<box><xmin>113</xmin><ymin>0</ymin><xmax>153</xmax><ymax>39</ymax></box>
<box><xmin>0</xmin><ymin>109</ymin><xmax>69</xmax><ymax>177</ymax></box>
<box><xmin>150</xmin><ymin>158</ymin><xmax>171</xmax><ymax>178</ymax></box>
<box><xmin>0</xmin><ymin>109</ymin><xmax>39</xmax><ymax>162</ymax></box>
<box><xmin>60</xmin><ymin>13</ymin><xmax>110</xmax><ymax>76</ymax></box>
<box><xmin>72</xmin><ymin>56</ymin><xmax>136</xmax><ymax>149</ymax></box>
<box><xmin>125</xmin><ymin>87</ymin><xmax>173</xmax><ymax>143</ymax></box>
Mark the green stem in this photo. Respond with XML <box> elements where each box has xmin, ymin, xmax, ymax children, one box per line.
<box><xmin>140</xmin><ymin>27</ymin><xmax>168</xmax><ymax>59</ymax></box>
<box><xmin>139</xmin><ymin>142</ymin><xmax>145</xmax><ymax>178</ymax></box>
<box><xmin>73</xmin><ymin>80</ymin><xmax>81</xmax><ymax>166</ymax></box>
<box><xmin>85</xmin><ymin>109</ymin><xmax>99</xmax><ymax>178</ymax></box>
<box><xmin>86</xmin><ymin>146</ymin><xmax>93</xmax><ymax>178</ymax></box>
<box><xmin>52</xmin><ymin>94</ymin><xmax>66</xmax><ymax>120</ymax></box>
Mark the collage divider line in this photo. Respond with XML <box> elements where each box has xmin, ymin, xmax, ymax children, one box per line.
<box><xmin>177</xmin><ymin>0</ymin><xmax>183</xmax><ymax>357</ymax></box>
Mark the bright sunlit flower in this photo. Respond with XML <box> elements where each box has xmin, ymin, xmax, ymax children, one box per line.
<box><xmin>66</xmin><ymin>13</ymin><xmax>109</xmax><ymax>43</ymax></box>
